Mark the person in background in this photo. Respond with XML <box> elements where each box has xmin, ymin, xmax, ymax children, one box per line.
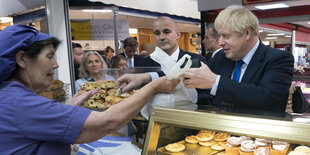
<box><xmin>181</xmin><ymin>5</ymin><xmax>294</xmax><ymax>113</ymax></box>
<box><xmin>139</xmin><ymin>50</ymin><xmax>148</xmax><ymax>57</ymax></box>
<box><xmin>120</xmin><ymin>37</ymin><xmax>144</xmax><ymax>68</ymax></box>
<box><xmin>72</xmin><ymin>42</ymin><xmax>84</xmax><ymax>80</ymax></box>
<box><xmin>0</xmin><ymin>24</ymin><xmax>179</xmax><ymax>154</ymax></box>
<box><xmin>75</xmin><ymin>51</ymin><xmax>109</xmax><ymax>91</ymax></box>
<box><xmin>110</xmin><ymin>55</ymin><xmax>128</xmax><ymax>69</ymax></box>
<box><xmin>202</xmin><ymin>25</ymin><xmax>222</xmax><ymax>62</ymax></box>
<box><xmin>105</xmin><ymin>46</ymin><xmax>115</xmax><ymax>60</ymax></box>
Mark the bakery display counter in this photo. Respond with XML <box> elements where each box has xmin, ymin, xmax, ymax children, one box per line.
<box><xmin>142</xmin><ymin>107</ymin><xmax>310</xmax><ymax>155</ymax></box>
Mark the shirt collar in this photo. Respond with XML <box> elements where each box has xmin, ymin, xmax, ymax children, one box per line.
<box><xmin>242</xmin><ymin>39</ymin><xmax>260</xmax><ymax>65</ymax></box>
<box><xmin>212</xmin><ymin>48</ymin><xmax>222</xmax><ymax>58</ymax></box>
<box><xmin>170</xmin><ymin>47</ymin><xmax>180</xmax><ymax>62</ymax></box>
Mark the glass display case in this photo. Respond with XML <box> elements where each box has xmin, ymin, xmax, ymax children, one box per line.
<box><xmin>142</xmin><ymin>107</ymin><xmax>310</xmax><ymax>155</ymax></box>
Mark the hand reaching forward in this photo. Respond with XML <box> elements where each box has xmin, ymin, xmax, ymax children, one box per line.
<box><xmin>116</xmin><ymin>73</ymin><xmax>151</xmax><ymax>93</ymax></box>
<box><xmin>181</xmin><ymin>62</ymin><xmax>217</xmax><ymax>89</ymax></box>
<box><xmin>149</xmin><ymin>76</ymin><xmax>180</xmax><ymax>94</ymax></box>
<box><xmin>69</xmin><ymin>89</ymin><xmax>99</xmax><ymax>106</ymax></box>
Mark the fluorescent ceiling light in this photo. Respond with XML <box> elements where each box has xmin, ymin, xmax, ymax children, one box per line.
<box><xmin>82</xmin><ymin>9</ymin><xmax>112</xmax><ymax>13</ymax></box>
<box><xmin>285</xmin><ymin>35</ymin><xmax>291</xmax><ymax>38</ymax></box>
<box><xmin>255</xmin><ymin>3</ymin><xmax>289</xmax><ymax>10</ymax></box>
<box><xmin>0</xmin><ymin>17</ymin><xmax>13</xmax><ymax>23</ymax></box>
<box><xmin>265</xmin><ymin>37</ymin><xmax>278</xmax><ymax>40</ymax></box>
<box><xmin>267</xmin><ymin>33</ymin><xmax>284</xmax><ymax>36</ymax></box>
<box><xmin>129</xmin><ymin>28</ymin><xmax>137</xmax><ymax>34</ymax></box>
<box><xmin>262</xmin><ymin>41</ymin><xmax>270</xmax><ymax>45</ymax></box>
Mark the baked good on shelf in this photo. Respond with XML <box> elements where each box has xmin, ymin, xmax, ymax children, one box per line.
<box><xmin>39</xmin><ymin>80</ymin><xmax>66</xmax><ymax>102</ymax></box>
<box><xmin>254</xmin><ymin>147</ymin><xmax>271</xmax><ymax>155</ymax></box>
<box><xmin>196</xmin><ymin>130</ymin><xmax>215</xmax><ymax>141</ymax></box>
<box><xmin>211</xmin><ymin>141</ymin><xmax>226</xmax><ymax>151</ymax></box>
<box><xmin>239</xmin><ymin>140</ymin><xmax>257</xmax><ymax>155</ymax></box>
<box><xmin>294</xmin><ymin>146</ymin><xmax>310</xmax><ymax>154</ymax></box>
<box><xmin>255</xmin><ymin>138</ymin><xmax>271</xmax><ymax>148</ymax></box>
<box><xmin>270</xmin><ymin>141</ymin><xmax>289</xmax><ymax>155</ymax></box>
<box><xmin>288</xmin><ymin>150</ymin><xmax>309</xmax><ymax>155</ymax></box>
<box><xmin>199</xmin><ymin>140</ymin><xmax>216</xmax><ymax>147</ymax></box>
<box><xmin>226</xmin><ymin>137</ymin><xmax>242</xmax><ymax>155</ymax></box>
<box><xmin>185</xmin><ymin>135</ymin><xmax>199</xmax><ymax>144</ymax></box>
<box><xmin>214</xmin><ymin>132</ymin><xmax>230</xmax><ymax>142</ymax></box>
<box><xmin>165</xmin><ymin>142</ymin><xmax>185</xmax><ymax>153</ymax></box>
<box><xmin>240</xmin><ymin>136</ymin><xmax>252</xmax><ymax>141</ymax></box>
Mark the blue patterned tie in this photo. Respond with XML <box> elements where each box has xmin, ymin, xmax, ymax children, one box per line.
<box><xmin>233</xmin><ymin>60</ymin><xmax>244</xmax><ymax>82</ymax></box>
<box><xmin>128</xmin><ymin>58</ymin><xmax>132</xmax><ymax>68</ymax></box>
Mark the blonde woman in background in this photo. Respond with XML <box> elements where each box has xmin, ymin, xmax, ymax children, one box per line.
<box><xmin>75</xmin><ymin>51</ymin><xmax>111</xmax><ymax>91</ymax></box>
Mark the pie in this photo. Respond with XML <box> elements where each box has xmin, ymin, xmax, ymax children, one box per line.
<box><xmin>214</xmin><ymin>132</ymin><xmax>230</xmax><ymax>142</ymax></box>
<box><xmin>165</xmin><ymin>143</ymin><xmax>185</xmax><ymax>152</ymax></box>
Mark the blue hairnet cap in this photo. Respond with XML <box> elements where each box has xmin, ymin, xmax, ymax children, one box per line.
<box><xmin>0</xmin><ymin>24</ymin><xmax>54</xmax><ymax>83</ymax></box>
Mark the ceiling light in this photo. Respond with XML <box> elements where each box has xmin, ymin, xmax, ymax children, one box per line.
<box><xmin>255</xmin><ymin>3</ymin><xmax>289</xmax><ymax>10</ymax></box>
<box><xmin>82</xmin><ymin>9</ymin><xmax>112</xmax><ymax>13</ymax></box>
<box><xmin>267</xmin><ymin>33</ymin><xmax>284</xmax><ymax>36</ymax></box>
<box><xmin>129</xmin><ymin>28</ymin><xmax>137</xmax><ymax>34</ymax></box>
<box><xmin>285</xmin><ymin>35</ymin><xmax>291</xmax><ymax>38</ymax></box>
<box><xmin>265</xmin><ymin>37</ymin><xmax>278</xmax><ymax>40</ymax></box>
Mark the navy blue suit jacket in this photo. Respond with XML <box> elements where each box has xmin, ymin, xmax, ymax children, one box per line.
<box><xmin>139</xmin><ymin>48</ymin><xmax>207</xmax><ymax>76</ymax></box>
<box><xmin>120</xmin><ymin>53</ymin><xmax>144</xmax><ymax>67</ymax></box>
<box><xmin>205</xmin><ymin>42</ymin><xmax>294</xmax><ymax>113</ymax></box>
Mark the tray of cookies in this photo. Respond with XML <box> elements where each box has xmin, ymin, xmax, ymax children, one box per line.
<box><xmin>78</xmin><ymin>80</ymin><xmax>135</xmax><ymax>110</ymax></box>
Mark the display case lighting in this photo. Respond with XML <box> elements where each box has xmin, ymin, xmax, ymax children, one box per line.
<box><xmin>265</xmin><ymin>37</ymin><xmax>278</xmax><ymax>40</ymax></box>
<box><xmin>255</xmin><ymin>3</ymin><xmax>289</xmax><ymax>10</ymax></box>
<box><xmin>82</xmin><ymin>9</ymin><xmax>112</xmax><ymax>13</ymax></box>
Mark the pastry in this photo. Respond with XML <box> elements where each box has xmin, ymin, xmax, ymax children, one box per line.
<box><xmin>294</xmin><ymin>146</ymin><xmax>310</xmax><ymax>153</ymax></box>
<box><xmin>226</xmin><ymin>137</ymin><xmax>242</xmax><ymax>155</ymax></box>
<box><xmin>105</xmin><ymin>96</ymin><xmax>124</xmax><ymax>104</ymax></box>
<box><xmin>239</xmin><ymin>140</ymin><xmax>257</xmax><ymax>155</ymax></box>
<box><xmin>48</xmin><ymin>80</ymin><xmax>64</xmax><ymax>90</ymax></box>
<box><xmin>255</xmin><ymin>138</ymin><xmax>270</xmax><ymax>148</ymax></box>
<box><xmin>199</xmin><ymin>140</ymin><xmax>215</xmax><ymax>147</ymax></box>
<box><xmin>288</xmin><ymin>150</ymin><xmax>308</xmax><ymax>155</ymax></box>
<box><xmin>254</xmin><ymin>147</ymin><xmax>271</xmax><ymax>155</ymax></box>
<box><xmin>107</xmin><ymin>88</ymin><xmax>117</xmax><ymax>96</ymax></box>
<box><xmin>165</xmin><ymin>143</ymin><xmax>185</xmax><ymax>152</ymax></box>
<box><xmin>185</xmin><ymin>135</ymin><xmax>199</xmax><ymax>144</ymax></box>
<box><xmin>214</xmin><ymin>132</ymin><xmax>230</xmax><ymax>142</ymax></box>
<box><xmin>240</xmin><ymin>136</ymin><xmax>252</xmax><ymax>141</ymax></box>
<box><xmin>196</xmin><ymin>130</ymin><xmax>215</xmax><ymax>141</ymax></box>
<box><xmin>270</xmin><ymin>141</ymin><xmax>289</xmax><ymax>155</ymax></box>
<box><xmin>97</xmin><ymin>80</ymin><xmax>116</xmax><ymax>89</ymax></box>
<box><xmin>211</xmin><ymin>141</ymin><xmax>226</xmax><ymax>151</ymax></box>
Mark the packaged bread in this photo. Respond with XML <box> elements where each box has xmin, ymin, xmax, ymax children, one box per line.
<box><xmin>239</xmin><ymin>140</ymin><xmax>257</xmax><ymax>155</ymax></box>
<box><xmin>226</xmin><ymin>137</ymin><xmax>242</xmax><ymax>155</ymax></box>
<box><xmin>270</xmin><ymin>141</ymin><xmax>289</xmax><ymax>155</ymax></box>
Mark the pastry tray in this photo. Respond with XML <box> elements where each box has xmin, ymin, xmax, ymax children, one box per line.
<box><xmin>157</xmin><ymin>140</ymin><xmax>224</xmax><ymax>155</ymax></box>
